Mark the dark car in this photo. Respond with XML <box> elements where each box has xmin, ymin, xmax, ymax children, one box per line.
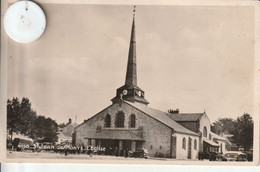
<box><xmin>236</xmin><ymin>153</ymin><xmax>247</xmax><ymax>161</ymax></box>
<box><xmin>208</xmin><ymin>152</ymin><xmax>227</xmax><ymax>161</ymax></box>
<box><xmin>246</xmin><ymin>153</ymin><xmax>253</xmax><ymax>162</ymax></box>
<box><xmin>209</xmin><ymin>152</ymin><xmax>217</xmax><ymax>161</ymax></box>
<box><xmin>129</xmin><ymin>148</ymin><xmax>149</xmax><ymax>158</ymax></box>
<box><xmin>218</xmin><ymin>154</ymin><xmax>227</xmax><ymax>161</ymax></box>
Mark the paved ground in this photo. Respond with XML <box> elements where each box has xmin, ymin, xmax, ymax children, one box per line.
<box><xmin>8</xmin><ymin>151</ymin><xmax>235</xmax><ymax>164</ymax></box>
<box><xmin>6</xmin><ymin>151</ymin><xmax>252</xmax><ymax>165</ymax></box>
<box><xmin>6</xmin><ymin>151</ymin><xmax>162</xmax><ymax>161</ymax></box>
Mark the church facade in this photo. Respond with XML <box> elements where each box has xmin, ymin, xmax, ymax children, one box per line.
<box><xmin>74</xmin><ymin>12</ymin><xmax>227</xmax><ymax>160</ymax></box>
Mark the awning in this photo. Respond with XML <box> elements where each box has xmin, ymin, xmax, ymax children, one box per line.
<box><xmin>84</xmin><ymin>130</ymin><xmax>144</xmax><ymax>141</ymax></box>
<box><xmin>203</xmin><ymin>139</ymin><xmax>219</xmax><ymax>147</ymax></box>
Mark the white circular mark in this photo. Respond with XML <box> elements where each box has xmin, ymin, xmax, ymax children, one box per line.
<box><xmin>4</xmin><ymin>1</ymin><xmax>46</xmax><ymax>43</ymax></box>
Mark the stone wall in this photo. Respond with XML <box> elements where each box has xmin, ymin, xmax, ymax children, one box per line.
<box><xmin>74</xmin><ymin>101</ymin><xmax>173</xmax><ymax>157</ymax></box>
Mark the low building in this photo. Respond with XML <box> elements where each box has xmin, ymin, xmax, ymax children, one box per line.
<box><xmin>57</xmin><ymin>118</ymin><xmax>77</xmax><ymax>145</ymax></box>
<box><xmin>167</xmin><ymin>112</ymin><xmax>229</xmax><ymax>155</ymax></box>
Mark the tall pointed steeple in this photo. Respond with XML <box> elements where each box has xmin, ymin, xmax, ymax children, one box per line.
<box><xmin>125</xmin><ymin>13</ymin><xmax>137</xmax><ymax>86</ymax></box>
<box><xmin>111</xmin><ymin>6</ymin><xmax>149</xmax><ymax>105</ymax></box>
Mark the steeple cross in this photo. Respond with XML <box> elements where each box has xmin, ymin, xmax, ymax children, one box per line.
<box><xmin>133</xmin><ymin>6</ymin><xmax>136</xmax><ymax>17</ymax></box>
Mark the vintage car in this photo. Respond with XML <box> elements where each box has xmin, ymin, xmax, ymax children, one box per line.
<box><xmin>209</xmin><ymin>152</ymin><xmax>227</xmax><ymax>161</ymax></box>
<box><xmin>129</xmin><ymin>148</ymin><xmax>149</xmax><ymax>158</ymax></box>
<box><xmin>209</xmin><ymin>152</ymin><xmax>218</xmax><ymax>161</ymax></box>
<box><xmin>12</xmin><ymin>138</ymin><xmax>34</xmax><ymax>151</ymax></box>
<box><xmin>224</xmin><ymin>151</ymin><xmax>247</xmax><ymax>161</ymax></box>
<box><xmin>246</xmin><ymin>152</ymin><xmax>253</xmax><ymax>162</ymax></box>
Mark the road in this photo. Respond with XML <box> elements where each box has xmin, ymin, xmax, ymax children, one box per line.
<box><xmin>6</xmin><ymin>151</ymin><xmax>161</xmax><ymax>161</ymax></box>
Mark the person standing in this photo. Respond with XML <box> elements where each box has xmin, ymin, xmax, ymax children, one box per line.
<box><xmin>115</xmin><ymin>147</ymin><xmax>118</xmax><ymax>157</ymax></box>
<box><xmin>64</xmin><ymin>145</ymin><xmax>68</xmax><ymax>156</ymax></box>
<box><xmin>87</xmin><ymin>145</ymin><xmax>92</xmax><ymax>157</ymax></box>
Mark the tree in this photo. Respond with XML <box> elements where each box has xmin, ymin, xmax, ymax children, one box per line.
<box><xmin>18</xmin><ymin>98</ymin><xmax>37</xmax><ymax>135</ymax></box>
<box><xmin>7</xmin><ymin>97</ymin><xmax>20</xmax><ymax>140</ymax></box>
<box><xmin>7</xmin><ymin>97</ymin><xmax>58</xmax><ymax>144</ymax></box>
<box><xmin>231</xmin><ymin>113</ymin><xmax>253</xmax><ymax>151</ymax></box>
<box><xmin>31</xmin><ymin>116</ymin><xmax>58</xmax><ymax>142</ymax></box>
<box><xmin>211</xmin><ymin>118</ymin><xmax>234</xmax><ymax>135</ymax></box>
<box><xmin>7</xmin><ymin>97</ymin><xmax>37</xmax><ymax>140</ymax></box>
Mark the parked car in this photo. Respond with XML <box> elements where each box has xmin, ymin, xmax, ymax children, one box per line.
<box><xmin>246</xmin><ymin>152</ymin><xmax>253</xmax><ymax>162</ymax></box>
<box><xmin>209</xmin><ymin>152</ymin><xmax>218</xmax><ymax>161</ymax></box>
<box><xmin>218</xmin><ymin>153</ymin><xmax>227</xmax><ymax>161</ymax></box>
<box><xmin>129</xmin><ymin>148</ymin><xmax>149</xmax><ymax>158</ymax></box>
<box><xmin>237</xmin><ymin>154</ymin><xmax>247</xmax><ymax>161</ymax></box>
<box><xmin>224</xmin><ymin>151</ymin><xmax>247</xmax><ymax>161</ymax></box>
<box><xmin>209</xmin><ymin>152</ymin><xmax>227</xmax><ymax>161</ymax></box>
<box><xmin>202</xmin><ymin>152</ymin><xmax>210</xmax><ymax>159</ymax></box>
<box><xmin>12</xmin><ymin>138</ymin><xmax>34</xmax><ymax>151</ymax></box>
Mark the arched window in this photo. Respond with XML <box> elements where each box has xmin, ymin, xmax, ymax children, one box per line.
<box><xmin>115</xmin><ymin>111</ymin><xmax>125</xmax><ymax>128</ymax></box>
<box><xmin>130</xmin><ymin>114</ymin><xmax>136</xmax><ymax>128</ymax></box>
<box><xmin>203</xmin><ymin>127</ymin><xmax>207</xmax><ymax>138</ymax></box>
<box><xmin>104</xmin><ymin>114</ymin><xmax>111</xmax><ymax>128</ymax></box>
<box><xmin>194</xmin><ymin>139</ymin><xmax>197</xmax><ymax>150</ymax></box>
<box><xmin>182</xmin><ymin>138</ymin><xmax>186</xmax><ymax>150</ymax></box>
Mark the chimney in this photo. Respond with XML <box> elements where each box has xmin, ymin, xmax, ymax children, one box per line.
<box><xmin>69</xmin><ymin>118</ymin><xmax>72</xmax><ymax>124</ymax></box>
<box><xmin>168</xmin><ymin>109</ymin><xmax>179</xmax><ymax>114</ymax></box>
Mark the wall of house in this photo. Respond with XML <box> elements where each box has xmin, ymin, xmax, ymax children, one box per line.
<box><xmin>63</xmin><ymin>124</ymin><xmax>75</xmax><ymax>136</ymax></box>
<box><xmin>198</xmin><ymin>113</ymin><xmax>211</xmax><ymax>151</ymax></box>
<box><xmin>214</xmin><ymin>140</ymin><xmax>226</xmax><ymax>153</ymax></box>
<box><xmin>175</xmin><ymin>133</ymin><xmax>199</xmax><ymax>160</ymax></box>
<box><xmin>198</xmin><ymin>114</ymin><xmax>211</xmax><ymax>139</ymax></box>
<box><xmin>75</xmin><ymin>101</ymin><xmax>173</xmax><ymax>158</ymax></box>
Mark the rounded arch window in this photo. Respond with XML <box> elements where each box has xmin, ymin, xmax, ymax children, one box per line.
<box><xmin>115</xmin><ymin>111</ymin><xmax>125</xmax><ymax>128</ymax></box>
<box><xmin>129</xmin><ymin>114</ymin><xmax>136</xmax><ymax>128</ymax></box>
<box><xmin>104</xmin><ymin>114</ymin><xmax>111</xmax><ymax>128</ymax></box>
<box><xmin>182</xmin><ymin>137</ymin><xmax>186</xmax><ymax>150</ymax></box>
<box><xmin>203</xmin><ymin>127</ymin><xmax>207</xmax><ymax>138</ymax></box>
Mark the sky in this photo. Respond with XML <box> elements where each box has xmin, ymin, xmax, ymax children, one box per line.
<box><xmin>7</xmin><ymin>4</ymin><xmax>255</xmax><ymax>125</ymax></box>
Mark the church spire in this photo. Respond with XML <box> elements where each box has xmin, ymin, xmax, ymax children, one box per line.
<box><xmin>125</xmin><ymin>6</ymin><xmax>137</xmax><ymax>86</ymax></box>
<box><xmin>111</xmin><ymin>6</ymin><xmax>149</xmax><ymax>105</ymax></box>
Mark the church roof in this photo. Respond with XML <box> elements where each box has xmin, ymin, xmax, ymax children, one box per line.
<box><xmin>166</xmin><ymin>113</ymin><xmax>204</xmax><ymax>122</ymax></box>
<box><xmin>125</xmin><ymin>101</ymin><xmax>199</xmax><ymax>136</ymax></box>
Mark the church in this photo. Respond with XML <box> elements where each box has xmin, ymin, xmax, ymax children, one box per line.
<box><xmin>73</xmin><ymin>10</ymin><xmax>227</xmax><ymax>160</ymax></box>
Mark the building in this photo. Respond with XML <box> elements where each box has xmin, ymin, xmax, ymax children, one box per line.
<box><xmin>57</xmin><ymin>118</ymin><xmax>77</xmax><ymax>145</ymax></box>
<box><xmin>167</xmin><ymin>112</ymin><xmax>228</xmax><ymax>155</ymax></box>
<box><xmin>74</xmin><ymin>11</ymin><xmax>227</xmax><ymax>160</ymax></box>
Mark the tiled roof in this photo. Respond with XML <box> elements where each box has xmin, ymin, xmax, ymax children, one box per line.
<box><xmin>125</xmin><ymin>101</ymin><xmax>199</xmax><ymax>136</ymax></box>
<box><xmin>210</xmin><ymin>132</ymin><xmax>228</xmax><ymax>141</ymax></box>
<box><xmin>166</xmin><ymin>113</ymin><xmax>204</xmax><ymax>122</ymax></box>
<box><xmin>84</xmin><ymin>129</ymin><xmax>144</xmax><ymax>141</ymax></box>
<box><xmin>203</xmin><ymin>139</ymin><xmax>219</xmax><ymax>147</ymax></box>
